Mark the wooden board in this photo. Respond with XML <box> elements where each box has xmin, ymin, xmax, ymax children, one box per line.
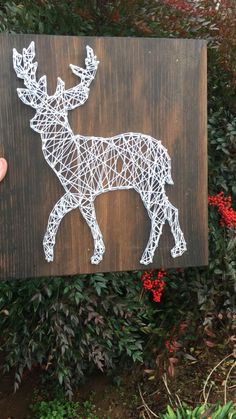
<box><xmin>0</xmin><ymin>34</ymin><xmax>208</xmax><ymax>279</ymax></box>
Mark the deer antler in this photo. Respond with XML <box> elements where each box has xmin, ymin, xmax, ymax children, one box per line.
<box><xmin>63</xmin><ymin>45</ymin><xmax>99</xmax><ymax>110</ymax></box>
<box><xmin>70</xmin><ymin>46</ymin><xmax>99</xmax><ymax>87</ymax></box>
<box><xmin>13</xmin><ymin>41</ymin><xmax>47</xmax><ymax>108</ymax></box>
<box><xmin>13</xmin><ymin>42</ymin><xmax>47</xmax><ymax>91</ymax></box>
<box><xmin>13</xmin><ymin>41</ymin><xmax>37</xmax><ymax>87</ymax></box>
<box><xmin>13</xmin><ymin>42</ymin><xmax>98</xmax><ymax>110</ymax></box>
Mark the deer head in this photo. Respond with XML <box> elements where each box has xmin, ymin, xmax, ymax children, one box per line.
<box><xmin>13</xmin><ymin>41</ymin><xmax>99</xmax><ymax>134</ymax></box>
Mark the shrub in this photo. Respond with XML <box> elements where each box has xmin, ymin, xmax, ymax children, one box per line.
<box><xmin>0</xmin><ymin>272</ymin><xmax>144</xmax><ymax>397</ymax></box>
<box><xmin>31</xmin><ymin>399</ymin><xmax>80</xmax><ymax>419</ymax></box>
<box><xmin>0</xmin><ymin>268</ymin><xmax>201</xmax><ymax>396</ymax></box>
<box><xmin>30</xmin><ymin>396</ymin><xmax>100</xmax><ymax>419</ymax></box>
<box><xmin>208</xmin><ymin>106</ymin><xmax>236</xmax><ymax>197</ymax></box>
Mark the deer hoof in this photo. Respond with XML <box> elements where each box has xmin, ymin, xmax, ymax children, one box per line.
<box><xmin>45</xmin><ymin>252</ymin><xmax>54</xmax><ymax>262</ymax></box>
<box><xmin>140</xmin><ymin>254</ymin><xmax>153</xmax><ymax>265</ymax></box>
<box><xmin>171</xmin><ymin>243</ymin><xmax>187</xmax><ymax>258</ymax></box>
<box><xmin>91</xmin><ymin>253</ymin><xmax>103</xmax><ymax>264</ymax></box>
<box><xmin>44</xmin><ymin>246</ymin><xmax>54</xmax><ymax>262</ymax></box>
<box><xmin>46</xmin><ymin>256</ymin><xmax>53</xmax><ymax>262</ymax></box>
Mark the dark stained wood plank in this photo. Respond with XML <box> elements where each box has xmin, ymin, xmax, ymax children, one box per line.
<box><xmin>0</xmin><ymin>34</ymin><xmax>208</xmax><ymax>279</ymax></box>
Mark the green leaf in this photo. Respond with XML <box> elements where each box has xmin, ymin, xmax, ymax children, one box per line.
<box><xmin>167</xmin><ymin>405</ymin><xmax>177</xmax><ymax>418</ymax></box>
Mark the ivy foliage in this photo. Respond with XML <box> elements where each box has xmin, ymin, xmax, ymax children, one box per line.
<box><xmin>0</xmin><ymin>269</ymin><xmax>198</xmax><ymax>396</ymax></box>
<box><xmin>0</xmin><ymin>272</ymin><xmax>143</xmax><ymax>397</ymax></box>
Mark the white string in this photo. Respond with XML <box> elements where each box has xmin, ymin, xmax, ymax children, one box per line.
<box><xmin>13</xmin><ymin>41</ymin><xmax>187</xmax><ymax>265</ymax></box>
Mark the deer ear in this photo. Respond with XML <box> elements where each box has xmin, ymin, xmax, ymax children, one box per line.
<box><xmin>17</xmin><ymin>88</ymin><xmax>38</xmax><ymax>108</ymax></box>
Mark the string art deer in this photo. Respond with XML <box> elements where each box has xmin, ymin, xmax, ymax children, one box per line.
<box><xmin>13</xmin><ymin>41</ymin><xmax>187</xmax><ymax>265</ymax></box>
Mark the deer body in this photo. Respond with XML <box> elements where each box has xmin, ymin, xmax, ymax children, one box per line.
<box><xmin>13</xmin><ymin>42</ymin><xmax>187</xmax><ymax>264</ymax></box>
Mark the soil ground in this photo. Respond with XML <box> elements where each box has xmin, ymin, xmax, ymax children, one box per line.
<box><xmin>0</xmin><ymin>340</ymin><xmax>235</xmax><ymax>419</ymax></box>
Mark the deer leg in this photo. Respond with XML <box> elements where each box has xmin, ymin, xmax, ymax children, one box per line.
<box><xmin>78</xmin><ymin>198</ymin><xmax>105</xmax><ymax>264</ymax></box>
<box><xmin>166</xmin><ymin>201</ymin><xmax>187</xmax><ymax>258</ymax></box>
<box><xmin>43</xmin><ymin>192</ymin><xmax>79</xmax><ymax>262</ymax></box>
<box><xmin>140</xmin><ymin>202</ymin><xmax>166</xmax><ymax>265</ymax></box>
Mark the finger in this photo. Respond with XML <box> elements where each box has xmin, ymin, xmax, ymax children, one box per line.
<box><xmin>0</xmin><ymin>158</ymin><xmax>8</xmax><ymax>182</ymax></box>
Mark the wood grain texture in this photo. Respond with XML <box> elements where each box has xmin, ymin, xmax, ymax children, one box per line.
<box><xmin>0</xmin><ymin>34</ymin><xmax>208</xmax><ymax>279</ymax></box>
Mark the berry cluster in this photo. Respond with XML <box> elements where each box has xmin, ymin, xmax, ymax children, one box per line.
<box><xmin>141</xmin><ymin>270</ymin><xmax>166</xmax><ymax>303</ymax></box>
<box><xmin>208</xmin><ymin>192</ymin><xmax>236</xmax><ymax>230</ymax></box>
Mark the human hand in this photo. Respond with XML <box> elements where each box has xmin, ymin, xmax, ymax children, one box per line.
<box><xmin>0</xmin><ymin>158</ymin><xmax>7</xmax><ymax>182</ymax></box>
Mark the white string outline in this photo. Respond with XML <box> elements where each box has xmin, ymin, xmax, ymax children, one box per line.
<box><xmin>13</xmin><ymin>41</ymin><xmax>187</xmax><ymax>265</ymax></box>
